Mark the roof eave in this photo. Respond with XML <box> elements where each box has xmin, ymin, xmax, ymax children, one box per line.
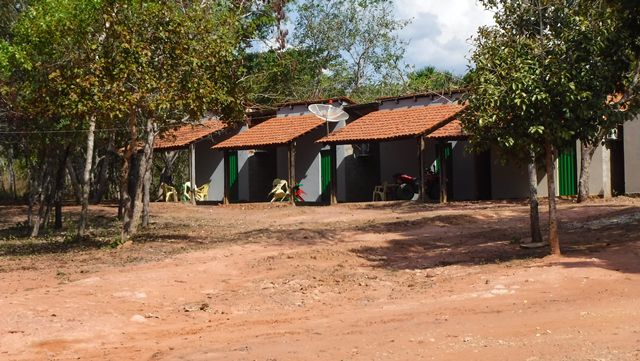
<box><xmin>318</xmin><ymin>108</ymin><xmax>464</xmax><ymax>145</ymax></box>
<box><xmin>214</xmin><ymin>122</ymin><xmax>324</xmax><ymax>150</ymax></box>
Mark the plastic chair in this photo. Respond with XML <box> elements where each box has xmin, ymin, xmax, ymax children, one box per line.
<box><xmin>181</xmin><ymin>181</ymin><xmax>192</xmax><ymax>202</ymax></box>
<box><xmin>268</xmin><ymin>178</ymin><xmax>290</xmax><ymax>202</ymax></box>
<box><xmin>160</xmin><ymin>182</ymin><xmax>178</xmax><ymax>202</ymax></box>
<box><xmin>195</xmin><ymin>183</ymin><xmax>209</xmax><ymax>201</ymax></box>
<box><xmin>372</xmin><ymin>182</ymin><xmax>387</xmax><ymax>201</ymax></box>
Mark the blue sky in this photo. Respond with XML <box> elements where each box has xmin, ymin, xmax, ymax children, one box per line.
<box><xmin>394</xmin><ymin>0</ymin><xmax>495</xmax><ymax>75</ymax></box>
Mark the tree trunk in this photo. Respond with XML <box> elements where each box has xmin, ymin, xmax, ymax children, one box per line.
<box><xmin>43</xmin><ymin>202</ymin><xmax>52</xmax><ymax>230</ymax></box>
<box><xmin>92</xmin><ymin>133</ymin><xmax>114</xmax><ymax>204</ymax></box>
<box><xmin>129</xmin><ymin>118</ymin><xmax>154</xmax><ymax>232</ymax></box>
<box><xmin>8</xmin><ymin>147</ymin><xmax>17</xmax><ymax>200</ymax></box>
<box><xmin>27</xmin><ymin>176</ymin><xmax>34</xmax><ymax>227</ymax></box>
<box><xmin>117</xmin><ymin>182</ymin><xmax>124</xmax><ymax>220</ymax></box>
<box><xmin>121</xmin><ymin>109</ymin><xmax>137</xmax><ymax>239</ymax></box>
<box><xmin>577</xmin><ymin>141</ymin><xmax>597</xmax><ymax>203</ymax></box>
<box><xmin>30</xmin><ymin>155</ymin><xmax>52</xmax><ymax>237</ymax></box>
<box><xmin>123</xmin><ymin>116</ymin><xmax>155</xmax><ymax>238</ymax></box>
<box><xmin>66</xmin><ymin>158</ymin><xmax>82</xmax><ymax>204</ymax></box>
<box><xmin>545</xmin><ymin>140</ymin><xmax>560</xmax><ymax>255</ymax></box>
<box><xmin>0</xmin><ymin>159</ymin><xmax>5</xmax><ymax>193</ymax></box>
<box><xmin>142</xmin><ymin>167</ymin><xmax>151</xmax><ymax>227</ymax></box>
<box><xmin>54</xmin><ymin>146</ymin><xmax>71</xmax><ymax>230</ymax></box>
<box><xmin>142</xmin><ymin>135</ymin><xmax>155</xmax><ymax>228</ymax></box>
<box><xmin>30</xmin><ymin>195</ymin><xmax>45</xmax><ymax>237</ymax></box>
<box><xmin>78</xmin><ymin>116</ymin><xmax>96</xmax><ymax>237</ymax></box>
<box><xmin>189</xmin><ymin>143</ymin><xmax>196</xmax><ymax>205</ymax></box>
<box><xmin>527</xmin><ymin>150</ymin><xmax>543</xmax><ymax>243</ymax></box>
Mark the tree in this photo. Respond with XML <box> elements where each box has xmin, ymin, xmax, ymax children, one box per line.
<box><xmin>0</xmin><ymin>1</ymin><xmax>29</xmax><ymax>203</ymax></box>
<box><xmin>100</xmin><ymin>1</ymin><xmax>266</xmax><ymax>239</ymax></box>
<box><xmin>289</xmin><ymin>0</ymin><xmax>409</xmax><ymax>101</ymax></box>
<box><xmin>406</xmin><ymin>66</ymin><xmax>465</xmax><ymax>93</ymax></box>
<box><xmin>1</xmin><ymin>0</ymin><xmax>275</xmax><ymax>239</ymax></box>
<box><xmin>244</xmin><ymin>48</ymin><xmax>329</xmax><ymax>105</ymax></box>
<box><xmin>604</xmin><ymin>0</ymin><xmax>640</xmax><ymax>105</ymax></box>
<box><xmin>559</xmin><ymin>3</ymin><xmax>638</xmax><ymax>202</ymax></box>
<box><xmin>2</xmin><ymin>0</ymin><xmax>106</xmax><ymax>236</ymax></box>
<box><xmin>462</xmin><ymin>0</ymin><xmax>638</xmax><ymax>255</ymax></box>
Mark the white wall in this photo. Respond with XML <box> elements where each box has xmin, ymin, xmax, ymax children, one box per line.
<box><xmin>489</xmin><ymin>147</ymin><xmax>549</xmax><ymax>199</ymax></box>
<box><xmin>194</xmin><ymin>139</ymin><xmax>224</xmax><ymax>201</ymax></box>
<box><xmin>237</xmin><ymin>150</ymin><xmax>251</xmax><ymax>201</ymax></box>
<box><xmin>624</xmin><ymin>116</ymin><xmax>640</xmax><ymax>194</ymax></box>
<box><xmin>576</xmin><ymin>140</ymin><xmax>611</xmax><ymax>197</ymax></box>
<box><xmin>336</xmin><ymin>144</ymin><xmax>351</xmax><ymax>201</ymax></box>
<box><xmin>294</xmin><ymin>127</ymin><xmax>324</xmax><ymax>201</ymax></box>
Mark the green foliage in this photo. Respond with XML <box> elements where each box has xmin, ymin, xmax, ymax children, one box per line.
<box><xmin>0</xmin><ymin>0</ymin><xmax>29</xmax><ymax>40</ymax></box>
<box><xmin>244</xmin><ymin>48</ymin><xmax>327</xmax><ymax>105</ymax></box>
<box><xmin>406</xmin><ymin>66</ymin><xmax>465</xmax><ymax>93</ymax></box>
<box><xmin>2</xmin><ymin>0</ymin><xmax>274</xmax><ymax>137</ymax></box>
<box><xmin>461</xmin><ymin>0</ymin><xmax>639</xmax><ymax>162</ymax></box>
<box><xmin>287</xmin><ymin>0</ymin><xmax>409</xmax><ymax>102</ymax></box>
<box><xmin>0</xmin><ymin>0</ymin><xmax>277</xmax><ymax>236</ymax></box>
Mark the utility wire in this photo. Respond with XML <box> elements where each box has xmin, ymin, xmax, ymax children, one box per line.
<box><xmin>0</xmin><ymin>117</ymin><xmax>262</xmax><ymax>135</ymax></box>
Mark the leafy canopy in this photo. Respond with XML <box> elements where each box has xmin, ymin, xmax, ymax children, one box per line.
<box><xmin>461</xmin><ymin>0</ymin><xmax>638</xmax><ymax>160</ymax></box>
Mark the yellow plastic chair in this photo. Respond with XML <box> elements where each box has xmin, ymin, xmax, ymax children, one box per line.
<box><xmin>268</xmin><ymin>178</ymin><xmax>290</xmax><ymax>202</ymax></box>
<box><xmin>160</xmin><ymin>182</ymin><xmax>178</xmax><ymax>202</ymax></box>
<box><xmin>195</xmin><ymin>183</ymin><xmax>209</xmax><ymax>201</ymax></box>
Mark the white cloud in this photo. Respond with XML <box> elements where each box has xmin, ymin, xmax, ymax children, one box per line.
<box><xmin>394</xmin><ymin>0</ymin><xmax>495</xmax><ymax>75</ymax></box>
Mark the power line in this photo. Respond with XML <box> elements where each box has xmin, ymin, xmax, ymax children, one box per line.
<box><xmin>0</xmin><ymin>127</ymin><xmax>130</xmax><ymax>134</ymax></box>
<box><xmin>0</xmin><ymin>121</ymin><xmax>242</xmax><ymax>135</ymax></box>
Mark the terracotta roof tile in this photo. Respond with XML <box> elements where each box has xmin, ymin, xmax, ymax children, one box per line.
<box><xmin>214</xmin><ymin>114</ymin><xmax>325</xmax><ymax>150</ymax></box>
<box><xmin>318</xmin><ymin>104</ymin><xmax>465</xmax><ymax>144</ymax></box>
<box><xmin>426</xmin><ymin>119</ymin><xmax>467</xmax><ymax>139</ymax></box>
<box><xmin>154</xmin><ymin>119</ymin><xmax>226</xmax><ymax>150</ymax></box>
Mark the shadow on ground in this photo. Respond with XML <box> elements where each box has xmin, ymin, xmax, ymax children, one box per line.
<box><xmin>1</xmin><ymin>201</ymin><xmax>639</xmax><ymax>276</ymax></box>
<box><xmin>350</xmin><ymin>204</ymin><xmax>640</xmax><ymax>274</ymax></box>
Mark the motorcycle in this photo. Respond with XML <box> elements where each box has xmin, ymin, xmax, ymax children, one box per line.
<box><xmin>393</xmin><ymin>169</ymin><xmax>441</xmax><ymax>200</ymax></box>
<box><xmin>393</xmin><ymin>173</ymin><xmax>419</xmax><ymax>200</ymax></box>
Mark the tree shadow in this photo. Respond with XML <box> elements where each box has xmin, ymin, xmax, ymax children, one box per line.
<box><xmin>226</xmin><ymin>227</ymin><xmax>343</xmax><ymax>247</ymax></box>
<box><xmin>0</xmin><ymin>236</ymin><xmax>109</xmax><ymax>257</ymax></box>
<box><xmin>350</xmin><ymin>204</ymin><xmax>640</xmax><ymax>274</ymax></box>
<box><xmin>0</xmin><ymin>207</ymin><xmax>120</xmax><ymax>257</ymax></box>
<box><xmin>356</xmin><ymin>199</ymin><xmax>532</xmax><ymax>214</ymax></box>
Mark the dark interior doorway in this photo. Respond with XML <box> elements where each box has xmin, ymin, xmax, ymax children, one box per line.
<box><xmin>610</xmin><ymin>126</ymin><xmax>625</xmax><ymax>196</ymax></box>
<box><xmin>475</xmin><ymin>150</ymin><xmax>492</xmax><ymax>200</ymax></box>
<box><xmin>249</xmin><ymin>149</ymin><xmax>277</xmax><ymax>201</ymax></box>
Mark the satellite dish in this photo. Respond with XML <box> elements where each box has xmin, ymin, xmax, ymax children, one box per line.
<box><xmin>308</xmin><ymin>104</ymin><xmax>349</xmax><ymax>123</ymax></box>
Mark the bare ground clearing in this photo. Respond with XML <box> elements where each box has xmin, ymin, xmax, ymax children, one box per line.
<box><xmin>1</xmin><ymin>199</ymin><xmax>639</xmax><ymax>360</ymax></box>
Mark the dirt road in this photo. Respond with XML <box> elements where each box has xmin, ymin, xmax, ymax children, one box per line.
<box><xmin>1</xmin><ymin>200</ymin><xmax>639</xmax><ymax>360</ymax></box>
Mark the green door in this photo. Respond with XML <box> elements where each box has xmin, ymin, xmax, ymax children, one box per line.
<box><xmin>435</xmin><ymin>143</ymin><xmax>454</xmax><ymax>199</ymax></box>
<box><xmin>228</xmin><ymin>151</ymin><xmax>238</xmax><ymax>200</ymax></box>
<box><xmin>435</xmin><ymin>143</ymin><xmax>453</xmax><ymax>173</ymax></box>
<box><xmin>320</xmin><ymin>150</ymin><xmax>331</xmax><ymax>203</ymax></box>
<box><xmin>558</xmin><ymin>145</ymin><xmax>577</xmax><ymax>196</ymax></box>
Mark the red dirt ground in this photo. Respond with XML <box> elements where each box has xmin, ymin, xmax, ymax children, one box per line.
<box><xmin>1</xmin><ymin>199</ymin><xmax>639</xmax><ymax>360</ymax></box>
